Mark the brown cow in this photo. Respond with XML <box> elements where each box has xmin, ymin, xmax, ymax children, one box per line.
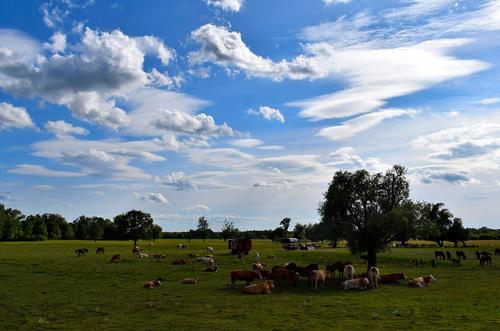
<box><xmin>153</xmin><ymin>253</ymin><xmax>166</xmax><ymax>259</ymax></box>
<box><xmin>408</xmin><ymin>275</ymin><xmax>436</xmax><ymax>288</ymax></box>
<box><xmin>480</xmin><ymin>255</ymin><xmax>492</xmax><ymax>266</ymax></box>
<box><xmin>230</xmin><ymin>270</ymin><xmax>261</xmax><ymax>288</ymax></box>
<box><xmin>143</xmin><ymin>279</ymin><xmax>161</xmax><ymax>289</ymax></box>
<box><xmin>172</xmin><ymin>259</ymin><xmax>188</xmax><ymax>265</ymax></box>
<box><xmin>182</xmin><ymin>277</ymin><xmax>198</xmax><ymax>284</ymax></box>
<box><xmin>110</xmin><ymin>254</ymin><xmax>121</xmax><ymax>263</ymax></box>
<box><xmin>96</xmin><ymin>247</ymin><xmax>105</xmax><ymax>254</ymax></box>
<box><xmin>243</xmin><ymin>281</ymin><xmax>275</xmax><ymax>295</ymax></box>
<box><xmin>273</xmin><ymin>268</ymin><xmax>300</xmax><ymax>287</ymax></box>
<box><xmin>310</xmin><ymin>270</ymin><xmax>327</xmax><ymax>291</ymax></box>
<box><xmin>380</xmin><ymin>273</ymin><xmax>406</xmax><ymax>283</ymax></box>
<box><xmin>435</xmin><ymin>251</ymin><xmax>446</xmax><ymax>260</ymax></box>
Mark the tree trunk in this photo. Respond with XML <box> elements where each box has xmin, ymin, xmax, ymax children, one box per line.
<box><xmin>453</xmin><ymin>241</ymin><xmax>458</xmax><ymax>247</ymax></box>
<box><xmin>367</xmin><ymin>247</ymin><xmax>377</xmax><ymax>269</ymax></box>
<box><xmin>331</xmin><ymin>240</ymin><xmax>338</xmax><ymax>248</ymax></box>
<box><xmin>133</xmin><ymin>239</ymin><xmax>137</xmax><ymax>247</ymax></box>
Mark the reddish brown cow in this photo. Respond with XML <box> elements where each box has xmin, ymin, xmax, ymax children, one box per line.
<box><xmin>110</xmin><ymin>254</ymin><xmax>121</xmax><ymax>263</ymax></box>
<box><xmin>230</xmin><ymin>270</ymin><xmax>261</xmax><ymax>288</ymax></box>
<box><xmin>273</xmin><ymin>268</ymin><xmax>300</xmax><ymax>287</ymax></box>
<box><xmin>260</xmin><ymin>270</ymin><xmax>273</xmax><ymax>280</ymax></box>
<box><xmin>380</xmin><ymin>273</ymin><xmax>406</xmax><ymax>283</ymax></box>
<box><xmin>172</xmin><ymin>259</ymin><xmax>188</xmax><ymax>265</ymax></box>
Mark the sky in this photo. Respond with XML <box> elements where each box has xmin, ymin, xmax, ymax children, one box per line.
<box><xmin>1</xmin><ymin>0</ymin><xmax>500</xmax><ymax>231</ymax></box>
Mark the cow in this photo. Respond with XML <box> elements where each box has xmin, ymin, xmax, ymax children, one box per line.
<box><xmin>75</xmin><ymin>248</ymin><xmax>88</xmax><ymax>257</ymax></box>
<box><xmin>367</xmin><ymin>267</ymin><xmax>381</xmax><ymax>288</ymax></box>
<box><xmin>435</xmin><ymin>251</ymin><xmax>446</xmax><ymax>260</ymax></box>
<box><xmin>188</xmin><ymin>253</ymin><xmax>199</xmax><ymax>258</ymax></box>
<box><xmin>285</xmin><ymin>263</ymin><xmax>319</xmax><ymax>278</ymax></box>
<box><xmin>456</xmin><ymin>251</ymin><xmax>466</xmax><ymax>261</ymax></box>
<box><xmin>207</xmin><ymin>247</ymin><xmax>214</xmax><ymax>254</ymax></box>
<box><xmin>152</xmin><ymin>253</ymin><xmax>165</xmax><ymax>259</ymax></box>
<box><xmin>143</xmin><ymin>279</ymin><xmax>161</xmax><ymax>289</ymax></box>
<box><xmin>230</xmin><ymin>271</ymin><xmax>261</xmax><ymax>288</ymax></box>
<box><xmin>252</xmin><ymin>262</ymin><xmax>264</xmax><ymax>273</ymax></box>
<box><xmin>446</xmin><ymin>251</ymin><xmax>452</xmax><ymax>260</ymax></box>
<box><xmin>310</xmin><ymin>269</ymin><xmax>327</xmax><ymax>291</ymax></box>
<box><xmin>408</xmin><ymin>275</ymin><xmax>436</xmax><ymax>288</ymax></box>
<box><xmin>476</xmin><ymin>251</ymin><xmax>481</xmax><ymax>260</ymax></box>
<box><xmin>96</xmin><ymin>247</ymin><xmax>105</xmax><ymax>254</ymax></box>
<box><xmin>139</xmin><ymin>252</ymin><xmax>149</xmax><ymax>259</ymax></box>
<box><xmin>342</xmin><ymin>278</ymin><xmax>370</xmax><ymax>290</ymax></box>
<box><xmin>451</xmin><ymin>258</ymin><xmax>461</xmax><ymax>265</ymax></box>
<box><xmin>197</xmin><ymin>257</ymin><xmax>214</xmax><ymax>266</ymax></box>
<box><xmin>203</xmin><ymin>265</ymin><xmax>218</xmax><ymax>272</ymax></box>
<box><xmin>480</xmin><ymin>255</ymin><xmax>492</xmax><ymax>266</ymax></box>
<box><xmin>495</xmin><ymin>248</ymin><xmax>500</xmax><ymax>256</ymax></box>
<box><xmin>273</xmin><ymin>268</ymin><xmax>300</xmax><ymax>287</ymax></box>
<box><xmin>380</xmin><ymin>273</ymin><xmax>406</xmax><ymax>284</ymax></box>
<box><xmin>172</xmin><ymin>259</ymin><xmax>188</xmax><ymax>265</ymax></box>
<box><xmin>343</xmin><ymin>264</ymin><xmax>356</xmax><ymax>280</ymax></box>
<box><xmin>177</xmin><ymin>244</ymin><xmax>182</xmax><ymax>250</ymax></box>
<box><xmin>132</xmin><ymin>246</ymin><xmax>142</xmax><ymax>255</ymax></box>
<box><xmin>182</xmin><ymin>278</ymin><xmax>198</xmax><ymax>284</ymax></box>
<box><xmin>110</xmin><ymin>254</ymin><xmax>121</xmax><ymax>263</ymax></box>
<box><xmin>243</xmin><ymin>281</ymin><xmax>274</xmax><ymax>295</ymax></box>
<box><xmin>260</xmin><ymin>270</ymin><xmax>273</xmax><ymax>280</ymax></box>
<box><xmin>326</xmin><ymin>261</ymin><xmax>352</xmax><ymax>279</ymax></box>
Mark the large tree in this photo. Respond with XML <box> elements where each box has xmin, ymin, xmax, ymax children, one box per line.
<box><xmin>196</xmin><ymin>216</ymin><xmax>211</xmax><ymax>242</ymax></box>
<box><xmin>221</xmin><ymin>220</ymin><xmax>239</xmax><ymax>242</ymax></box>
<box><xmin>319</xmin><ymin>165</ymin><xmax>410</xmax><ymax>268</ymax></box>
<box><xmin>0</xmin><ymin>204</ymin><xmax>24</xmax><ymax>241</ymax></box>
<box><xmin>114</xmin><ymin>210</ymin><xmax>154</xmax><ymax>246</ymax></box>
<box><xmin>417</xmin><ymin>202</ymin><xmax>453</xmax><ymax>247</ymax></box>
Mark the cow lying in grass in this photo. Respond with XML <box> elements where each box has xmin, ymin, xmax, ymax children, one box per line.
<box><xmin>139</xmin><ymin>252</ymin><xmax>149</xmax><ymax>259</ymax></box>
<box><xmin>408</xmin><ymin>275</ymin><xmax>436</xmax><ymax>288</ymax></box>
<box><xmin>143</xmin><ymin>279</ymin><xmax>161</xmax><ymax>289</ymax></box>
<box><xmin>153</xmin><ymin>253</ymin><xmax>165</xmax><ymax>259</ymax></box>
<box><xmin>172</xmin><ymin>259</ymin><xmax>188</xmax><ymax>265</ymax></box>
<box><xmin>110</xmin><ymin>254</ymin><xmax>121</xmax><ymax>263</ymax></box>
<box><xmin>182</xmin><ymin>278</ymin><xmax>198</xmax><ymax>284</ymax></box>
<box><xmin>243</xmin><ymin>281</ymin><xmax>274</xmax><ymax>295</ymax></box>
<box><xmin>380</xmin><ymin>273</ymin><xmax>406</xmax><ymax>284</ymax></box>
<box><xmin>230</xmin><ymin>270</ymin><xmax>261</xmax><ymax>288</ymax></box>
<box><xmin>342</xmin><ymin>277</ymin><xmax>370</xmax><ymax>290</ymax></box>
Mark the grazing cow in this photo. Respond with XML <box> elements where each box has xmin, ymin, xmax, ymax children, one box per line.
<box><xmin>495</xmin><ymin>248</ymin><xmax>500</xmax><ymax>256</ymax></box>
<box><xmin>172</xmin><ymin>259</ymin><xmax>188</xmax><ymax>265</ymax></box>
<box><xmin>243</xmin><ymin>281</ymin><xmax>275</xmax><ymax>295</ymax></box>
<box><xmin>273</xmin><ymin>268</ymin><xmax>300</xmax><ymax>287</ymax></box>
<box><xmin>480</xmin><ymin>255</ymin><xmax>492</xmax><ymax>266</ymax></box>
<box><xmin>342</xmin><ymin>278</ymin><xmax>370</xmax><ymax>290</ymax></box>
<box><xmin>207</xmin><ymin>247</ymin><xmax>214</xmax><ymax>254</ymax></box>
<box><xmin>182</xmin><ymin>278</ymin><xmax>198</xmax><ymax>284</ymax></box>
<box><xmin>152</xmin><ymin>253</ymin><xmax>165</xmax><ymax>259</ymax></box>
<box><xmin>230</xmin><ymin>271</ymin><xmax>261</xmax><ymax>288</ymax></box>
<box><xmin>252</xmin><ymin>262</ymin><xmax>264</xmax><ymax>273</ymax></box>
<box><xmin>203</xmin><ymin>265</ymin><xmax>218</xmax><ymax>272</ymax></box>
<box><xmin>75</xmin><ymin>248</ymin><xmax>88</xmax><ymax>257</ymax></box>
<box><xmin>110</xmin><ymin>254</ymin><xmax>121</xmax><ymax>263</ymax></box>
<box><xmin>96</xmin><ymin>247</ymin><xmax>105</xmax><ymax>254</ymax></box>
<box><xmin>456</xmin><ymin>251</ymin><xmax>466</xmax><ymax>261</ymax></box>
<box><xmin>143</xmin><ymin>279</ymin><xmax>161</xmax><ymax>289</ymax></box>
<box><xmin>367</xmin><ymin>267</ymin><xmax>381</xmax><ymax>288</ymax></box>
<box><xmin>408</xmin><ymin>275</ymin><xmax>436</xmax><ymax>288</ymax></box>
<box><xmin>435</xmin><ymin>251</ymin><xmax>446</xmax><ymax>260</ymax></box>
<box><xmin>451</xmin><ymin>258</ymin><xmax>461</xmax><ymax>266</ymax></box>
<box><xmin>380</xmin><ymin>273</ymin><xmax>406</xmax><ymax>284</ymax></box>
<box><xmin>446</xmin><ymin>251</ymin><xmax>452</xmax><ymax>260</ymax></box>
<box><xmin>343</xmin><ymin>264</ymin><xmax>356</xmax><ymax>280</ymax></box>
<box><xmin>476</xmin><ymin>251</ymin><xmax>481</xmax><ymax>260</ymax></box>
<box><xmin>310</xmin><ymin>270</ymin><xmax>327</xmax><ymax>291</ymax></box>
<box><xmin>139</xmin><ymin>252</ymin><xmax>149</xmax><ymax>259</ymax></box>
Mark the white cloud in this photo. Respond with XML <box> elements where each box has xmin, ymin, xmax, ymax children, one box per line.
<box><xmin>318</xmin><ymin>108</ymin><xmax>418</xmax><ymax>140</ymax></box>
<box><xmin>43</xmin><ymin>32</ymin><xmax>66</xmax><ymax>53</ymax></box>
<box><xmin>323</xmin><ymin>0</ymin><xmax>351</xmax><ymax>5</ymax></box>
<box><xmin>0</xmin><ymin>102</ymin><xmax>34</xmax><ymax>130</ymax></box>
<box><xmin>229</xmin><ymin>138</ymin><xmax>263</xmax><ymax>148</ymax></box>
<box><xmin>134</xmin><ymin>192</ymin><xmax>170</xmax><ymax>204</ymax></box>
<box><xmin>186</xmin><ymin>204</ymin><xmax>210</xmax><ymax>211</ymax></box>
<box><xmin>152</xmin><ymin>109</ymin><xmax>234</xmax><ymax>137</ymax></box>
<box><xmin>247</xmin><ymin>106</ymin><xmax>285</xmax><ymax>123</ymax></box>
<box><xmin>155</xmin><ymin>171</ymin><xmax>198</xmax><ymax>191</ymax></box>
<box><xmin>204</xmin><ymin>0</ymin><xmax>244</xmax><ymax>12</ymax></box>
<box><xmin>9</xmin><ymin>164</ymin><xmax>84</xmax><ymax>177</ymax></box>
<box><xmin>44</xmin><ymin>120</ymin><xmax>88</xmax><ymax>138</ymax></box>
<box><xmin>0</xmin><ymin>192</ymin><xmax>14</xmax><ymax>201</ymax></box>
<box><xmin>476</xmin><ymin>98</ymin><xmax>500</xmax><ymax>105</ymax></box>
<box><xmin>32</xmin><ymin>184</ymin><xmax>54</xmax><ymax>190</ymax></box>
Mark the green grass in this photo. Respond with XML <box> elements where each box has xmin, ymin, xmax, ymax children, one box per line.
<box><xmin>0</xmin><ymin>239</ymin><xmax>499</xmax><ymax>330</ymax></box>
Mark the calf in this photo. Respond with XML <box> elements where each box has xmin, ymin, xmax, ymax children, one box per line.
<box><xmin>96</xmin><ymin>247</ymin><xmax>105</xmax><ymax>254</ymax></box>
<box><xmin>343</xmin><ymin>264</ymin><xmax>356</xmax><ymax>280</ymax></box>
<box><xmin>367</xmin><ymin>267</ymin><xmax>381</xmax><ymax>288</ymax></box>
<box><xmin>408</xmin><ymin>275</ymin><xmax>436</xmax><ymax>288</ymax></box>
<box><xmin>143</xmin><ymin>279</ymin><xmax>161</xmax><ymax>289</ymax></box>
<box><xmin>342</xmin><ymin>277</ymin><xmax>370</xmax><ymax>290</ymax></box>
<box><xmin>243</xmin><ymin>281</ymin><xmax>274</xmax><ymax>294</ymax></box>
<box><xmin>310</xmin><ymin>269</ymin><xmax>327</xmax><ymax>291</ymax></box>
<box><xmin>110</xmin><ymin>254</ymin><xmax>121</xmax><ymax>263</ymax></box>
<box><xmin>380</xmin><ymin>273</ymin><xmax>406</xmax><ymax>284</ymax></box>
<box><xmin>182</xmin><ymin>277</ymin><xmax>198</xmax><ymax>284</ymax></box>
<box><xmin>273</xmin><ymin>268</ymin><xmax>300</xmax><ymax>287</ymax></box>
<box><xmin>230</xmin><ymin>270</ymin><xmax>261</xmax><ymax>288</ymax></box>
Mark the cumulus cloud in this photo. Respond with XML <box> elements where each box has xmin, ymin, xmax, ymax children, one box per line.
<box><xmin>134</xmin><ymin>192</ymin><xmax>170</xmax><ymax>204</ymax></box>
<box><xmin>247</xmin><ymin>106</ymin><xmax>285</xmax><ymax>123</ymax></box>
<box><xmin>155</xmin><ymin>171</ymin><xmax>198</xmax><ymax>191</ymax></box>
<box><xmin>43</xmin><ymin>32</ymin><xmax>66</xmax><ymax>53</ymax></box>
<box><xmin>318</xmin><ymin>108</ymin><xmax>418</xmax><ymax>140</ymax></box>
<box><xmin>45</xmin><ymin>120</ymin><xmax>88</xmax><ymax>138</ymax></box>
<box><xmin>0</xmin><ymin>102</ymin><xmax>34</xmax><ymax>130</ymax></box>
<box><xmin>204</xmin><ymin>0</ymin><xmax>244</xmax><ymax>12</ymax></box>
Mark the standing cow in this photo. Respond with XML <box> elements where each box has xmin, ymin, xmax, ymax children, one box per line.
<box><xmin>367</xmin><ymin>267</ymin><xmax>381</xmax><ymax>288</ymax></box>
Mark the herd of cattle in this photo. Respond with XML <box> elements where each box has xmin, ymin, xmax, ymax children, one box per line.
<box><xmin>433</xmin><ymin>249</ymin><xmax>498</xmax><ymax>266</ymax></box>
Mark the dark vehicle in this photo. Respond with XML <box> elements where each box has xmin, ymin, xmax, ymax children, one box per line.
<box><xmin>228</xmin><ymin>238</ymin><xmax>252</xmax><ymax>255</ymax></box>
<box><xmin>282</xmin><ymin>238</ymin><xmax>300</xmax><ymax>251</ymax></box>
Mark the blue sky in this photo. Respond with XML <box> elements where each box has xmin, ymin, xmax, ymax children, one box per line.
<box><xmin>1</xmin><ymin>0</ymin><xmax>500</xmax><ymax>231</ymax></box>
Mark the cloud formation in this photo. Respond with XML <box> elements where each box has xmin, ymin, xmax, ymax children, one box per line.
<box><xmin>134</xmin><ymin>192</ymin><xmax>170</xmax><ymax>204</ymax></box>
<box><xmin>45</xmin><ymin>120</ymin><xmax>88</xmax><ymax>138</ymax></box>
<box><xmin>0</xmin><ymin>102</ymin><xmax>34</xmax><ymax>130</ymax></box>
<box><xmin>204</xmin><ymin>0</ymin><xmax>244</xmax><ymax>12</ymax></box>
<box><xmin>247</xmin><ymin>106</ymin><xmax>285</xmax><ymax>123</ymax></box>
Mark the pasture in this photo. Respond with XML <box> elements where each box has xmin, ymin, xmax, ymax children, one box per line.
<box><xmin>0</xmin><ymin>240</ymin><xmax>499</xmax><ymax>330</ymax></box>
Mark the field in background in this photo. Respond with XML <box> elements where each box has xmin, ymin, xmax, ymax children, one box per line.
<box><xmin>0</xmin><ymin>239</ymin><xmax>499</xmax><ymax>330</ymax></box>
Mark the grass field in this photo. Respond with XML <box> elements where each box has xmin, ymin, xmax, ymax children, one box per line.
<box><xmin>0</xmin><ymin>239</ymin><xmax>499</xmax><ymax>330</ymax></box>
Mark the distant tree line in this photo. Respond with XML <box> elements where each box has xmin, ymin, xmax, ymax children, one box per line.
<box><xmin>0</xmin><ymin>205</ymin><xmax>161</xmax><ymax>244</ymax></box>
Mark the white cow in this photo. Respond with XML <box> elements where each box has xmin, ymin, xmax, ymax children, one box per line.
<box><xmin>343</xmin><ymin>264</ymin><xmax>356</xmax><ymax>280</ymax></box>
<box><xmin>139</xmin><ymin>252</ymin><xmax>149</xmax><ymax>259</ymax></box>
<box><xmin>207</xmin><ymin>246</ymin><xmax>214</xmax><ymax>253</ymax></box>
<box><xmin>197</xmin><ymin>256</ymin><xmax>214</xmax><ymax>266</ymax></box>
<box><xmin>342</xmin><ymin>278</ymin><xmax>370</xmax><ymax>290</ymax></box>
<box><xmin>367</xmin><ymin>266</ymin><xmax>381</xmax><ymax>288</ymax></box>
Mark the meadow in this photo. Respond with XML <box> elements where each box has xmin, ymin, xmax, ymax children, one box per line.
<box><xmin>0</xmin><ymin>239</ymin><xmax>499</xmax><ymax>330</ymax></box>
